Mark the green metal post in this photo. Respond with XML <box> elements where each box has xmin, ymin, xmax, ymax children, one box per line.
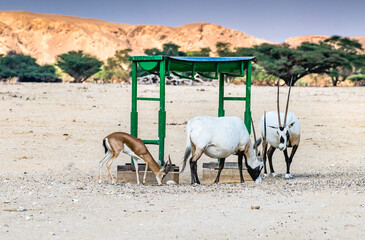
<box><xmin>158</xmin><ymin>59</ymin><xmax>166</xmax><ymax>165</ymax></box>
<box><xmin>130</xmin><ymin>61</ymin><xmax>138</xmax><ymax>138</ymax></box>
<box><xmin>130</xmin><ymin>61</ymin><xmax>138</xmax><ymax>165</ymax></box>
<box><xmin>218</xmin><ymin>73</ymin><xmax>225</xmax><ymax>117</ymax></box>
<box><xmin>217</xmin><ymin>73</ymin><xmax>226</xmax><ymax>163</ymax></box>
<box><xmin>244</xmin><ymin>61</ymin><xmax>252</xmax><ymax>133</ymax></box>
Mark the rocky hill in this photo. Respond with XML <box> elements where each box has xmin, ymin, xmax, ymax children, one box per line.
<box><xmin>0</xmin><ymin>11</ymin><xmax>364</xmax><ymax>64</ymax></box>
<box><xmin>0</xmin><ymin>11</ymin><xmax>270</xmax><ymax>64</ymax></box>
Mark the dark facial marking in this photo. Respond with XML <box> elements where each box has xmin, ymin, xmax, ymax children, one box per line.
<box><xmin>280</xmin><ymin>136</ymin><xmax>285</xmax><ymax>144</ymax></box>
<box><xmin>246</xmin><ymin>165</ymin><xmax>262</xmax><ymax>181</ymax></box>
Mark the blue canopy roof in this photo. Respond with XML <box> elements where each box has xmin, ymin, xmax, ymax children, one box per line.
<box><xmin>168</xmin><ymin>56</ymin><xmax>256</xmax><ymax>62</ymax></box>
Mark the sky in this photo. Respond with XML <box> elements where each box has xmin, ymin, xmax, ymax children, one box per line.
<box><xmin>1</xmin><ymin>0</ymin><xmax>364</xmax><ymax>43</ymax></box>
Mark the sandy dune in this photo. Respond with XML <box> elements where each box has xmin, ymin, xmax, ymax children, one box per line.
<box><xmin>0</xmin><ymin>83</ymin><xmax>364</xmax><ymax>239</ymax></box>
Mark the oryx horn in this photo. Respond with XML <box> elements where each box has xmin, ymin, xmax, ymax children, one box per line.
<box><xmin>251</xmin><ymin>115</ymin><xmax>258</xmax><ymax>154</ymax></box>
<box><xmin>264</xmin><ymin>111</ymin><xmax>267</xmax><ymax>141</ymax></box>
<box><xmin>283</xmin><ymin>76</ymin><xmax>293</xmax><ymax>126</ymax></box>
<box><xmin>276</xmin><ymin>79</ymin><xmax>282</xmax><ymax>128</ymax></box>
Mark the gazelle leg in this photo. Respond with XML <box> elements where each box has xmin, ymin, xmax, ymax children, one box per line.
<box><xmin>98</xmin><ymin>153</ymin><xmax>108</xmax><ymax>183</ymax></box>
<box><xmin>267</xmin><ymin>146</ymin><xmax>277</xmax><ymax>177</ymax></box>
<box><xmin>106</xmin><ymin>156</ymin><xmax>116</xmax><ymax>184</ymax></box>
<box><xmin>99</xmin><ymin>152</ymin><xmax>112</xmax><ymax>183</ymax></box>
<box><xmin>238</xmin><ymin>153</ymin><xmax>245</xmax><ymax>183</ymax></box>
<box><xmin>262</xmin><ymin>142</ymin><xmax>268</xmax><ymax>177</ymax></box>
<box><xmin>189</xmin><ymin>148</ymin><xmax>203</xmax><ymax>185</ymax></box>
<box><xmin>214</xmin><ymin>158</ymin><xmax>226</xmax><ymax>184</ymax></box>
<box><xmin>143</xmin><ymin>162</ymin><xmax>149</xmax><ymax>185</ymax></box>
<box><xmin>133</xmin><ymin>158</ymin><xmax>140</xmax><ymax>185</ymax></box>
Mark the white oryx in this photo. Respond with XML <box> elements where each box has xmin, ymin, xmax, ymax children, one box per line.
<box><xmin>99</xmin><ymin>132</ymin><xmax>172</xmax><ymax>185</ymax></box>
<box><xmin>181</xmin><ymin>116</ymin><xmax>263</xmax><ymax>184</ymax></box>
<box><xmin>259</xmin><ymin>79</ymin><xmax>301</xmax><ymax>179</ymax></box>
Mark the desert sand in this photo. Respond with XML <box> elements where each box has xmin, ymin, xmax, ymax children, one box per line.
<box><xmin>0</xmin><ymin>82</ymin><xmax>364</xmax><ymax>239</ymax></box>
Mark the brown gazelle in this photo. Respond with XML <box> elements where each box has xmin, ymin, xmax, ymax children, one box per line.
<box><xmin>99</xmin><ymin>132</ymin><xmax>172</xmax><ymax>185</ymax></box>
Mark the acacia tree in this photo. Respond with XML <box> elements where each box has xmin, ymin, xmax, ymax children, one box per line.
<box><xmin>144</xmin><ymin>48</ymin><xmax>162</xmax><ymax>56</ymax></box>
<box><xmin>186</xmin><ymin>47</ymin><xmax>211</xmax><ymax>57</ymax></box>
<box><xmin>216</xmin><ymin>42</ymin><xmax>234</xmax><ymax>57</ymax></box>
<box><xmin>0</xmin><ymin>52</ymin><xmax>58</xmax><ymax>82</ymax></box>
<box><xmin>145</xmin><ymin>43</ymin><xmax>186</xmax><ymax>56</ymax></box>
<box><xmin>56</xmin><ymin>51</ymin><xmax>102</xmax><ymax>83</ymax></box>
<box><xmin>250</xmin><ymin>42</ymin><xmax>348</xmax><ymax>86</ymax></box>
<box><xmin>98</xmin><ymin>49</ymin><xmax>132</xmax><ymax>83</ymax></box>
<box><xmin>323</xmin><ymin>36</ymin><xmax>364</xmax><ymax>86</ymax></box>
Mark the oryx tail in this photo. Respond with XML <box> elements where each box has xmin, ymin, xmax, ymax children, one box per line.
<box><xmin>180</xmin><ymin>123</ymin><xmax>192</xmax><ymax>173</ymax></box>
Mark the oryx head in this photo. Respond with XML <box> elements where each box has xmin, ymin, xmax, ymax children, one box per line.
<box><xmin>159</xmin><ymin>155</ymin><xmax>172</xmax><ymax>181</ymax></box>
<box><xmin>267</xmin><ymin>77</ymin><xmax>294</xmax><ymax>151</ymax></box>
<box><xmin>246</xmin><ymin>116</ymin><xmax>263</xmax><ymax>183</ymax></box>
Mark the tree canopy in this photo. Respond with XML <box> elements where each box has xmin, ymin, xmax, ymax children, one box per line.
<box><xmin>56</xmin><ymin>51</ymin><xmax>103</xmax><ymax>83</ymax></box>
<box><xmin>0</xmin><ymin>52</ymin><xmax>59</xmax><ymax>82</ymax></box>
<box><xmin>322</xmin><ymin>36</ymin><xmax>365</xmax><ymax>86</ymax></box>
<box><xmin>186</xmin><ymin>47</ymin><xmax>211</xmax><ymax>57</ymax></box>
<box><xmin>144</xmin><ymin>43</ymin><xmax>186</xmax><ymax>56</ymax></box>
<box><xmin>97</xmin><ymin>49</ymin><xmax>132</xmax><ymax>83</ymax></box>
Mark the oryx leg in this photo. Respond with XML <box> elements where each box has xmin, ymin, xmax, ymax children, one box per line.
<box><xmin>214</xmin><ymin>158</ymin><xmax>226</xmax><ymax>184</ymax></box>
<box><xmin>98</xmin><ymin>151</ymin><xmax>113</xmax><ymax>183</ymax></box>
<box><xmin>284</xmin><ymin>145</ymin><xmax>298</xmax><ymax>179</ymax></box>
<box><xmin>267</xmin><ymin>146</ymin><xmax>277</xmax><ymax>177</ymax></box>
<box><xmin>189</xmin><ymin>148</ymin><xmax>203</xmax><ymax>185</ymax></box>
<box><xmin>143</xmin><ymin>162</ymin><xmax>149</xmax><ymax>185</ymax></box>
<box><xmin>262</xmin><ymin>141</ymin><xmax>268</xmax><ymax>177</ymax></box>
<box><xmin>238</xmin><ymin>153</ymin><xmax>245</xmax><ymax>183</ymax></box>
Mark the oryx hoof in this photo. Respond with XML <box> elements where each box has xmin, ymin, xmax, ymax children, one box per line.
<box><xmin>192</xmin><ymin>183</ymin><xmax>200</xmax><ymax>186</ymax></box>
<box><xmin>262</xmin><ymin>173</ymin><xmax>268</xmax><ymax>178</ymax></box>
<box><xmin>284</xmin><ymin>173</ymin><xmax>293</xmax><ymax>180</ymax></box>
<box><xmin>271</xmin><ymin>172</ymin><xmax>278</xmax><ymax>177</ymax></box>
<box><xmin>98</xmin><ymin>180</ymin><xmax>102</xmax><ymax>184</ymax></box>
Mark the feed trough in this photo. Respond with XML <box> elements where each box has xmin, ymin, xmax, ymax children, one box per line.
<box><xmin>117</xmin><ymin>163</ymin><xmax>179</xmax><ymax>184</ymax></box>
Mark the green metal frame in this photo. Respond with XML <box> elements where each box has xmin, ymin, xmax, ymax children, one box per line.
<box><xmin>128</xmin><ymin>56</ymin><xmax>255</xmax><ymax>165</ymax></box>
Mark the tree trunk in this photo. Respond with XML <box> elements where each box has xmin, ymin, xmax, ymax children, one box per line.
<box><xmin>331</xmin><ymin>76</ymin><xmax>339</xmax><ymax>86</ymax></box>
<box><xmin>72</xmin><ymin>76</ymin><xmax>83</xmax><ymax>83</ymax></box>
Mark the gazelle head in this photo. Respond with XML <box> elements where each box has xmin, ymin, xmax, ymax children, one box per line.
<box><xmin>157</xmin><ymin>155</ymin><xmax>172</xmax><ymax>182</ymax></box>
<box><xmin>268</xmin><ymin>77</ymin><xmax>293</xmax><ymax>151</ymax></box>
<box><xmin>246</xmin><ymin>116</ymin><xmax>263</xmax><ymax>183</ymax></box>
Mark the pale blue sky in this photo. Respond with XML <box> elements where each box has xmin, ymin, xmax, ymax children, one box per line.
<box><xmin>1</xmin><ymin>0</ymin><xmax>364</xmax><ymax>42</ymax></box>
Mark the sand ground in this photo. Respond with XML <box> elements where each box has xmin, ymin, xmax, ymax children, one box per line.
<box><xmin>0</xmin><ymin>83</ymin><xmax>364</xmax><ymax>239</ymax></box>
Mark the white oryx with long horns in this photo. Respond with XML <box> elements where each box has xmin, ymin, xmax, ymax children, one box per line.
<box><xmin>258</xmin><ymin>78</ymin><xmax>301</xmax><ymax>179</ymax></box>
<box><xmin>181</xmin><ymin>116</ymin><xmax>263</xmax><ymax>184</ymax></box>
<box><xmin>99</xmin><ymin>132</ymin><xmax>172</xmax><ymax>185</ymax></box>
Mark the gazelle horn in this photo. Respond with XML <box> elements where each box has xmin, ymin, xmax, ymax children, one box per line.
<box><xmin>283</xmin><ymin>76</ymin><xmax>294</xmax><ymax>126</ymax></box>
<box><xmin>250</xmin><ymin>115</ymin><xmax>258</xmax><ymax>154</ymax></box>
<box><xmin>276</xmin><ymin>79</ymin><xmax>282</xmax><ymax>128</ymax></box>
<box><xmin>167</xmin><ymin>155</ymin><xmax>172</xmax><ymax>172</ymax></box>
